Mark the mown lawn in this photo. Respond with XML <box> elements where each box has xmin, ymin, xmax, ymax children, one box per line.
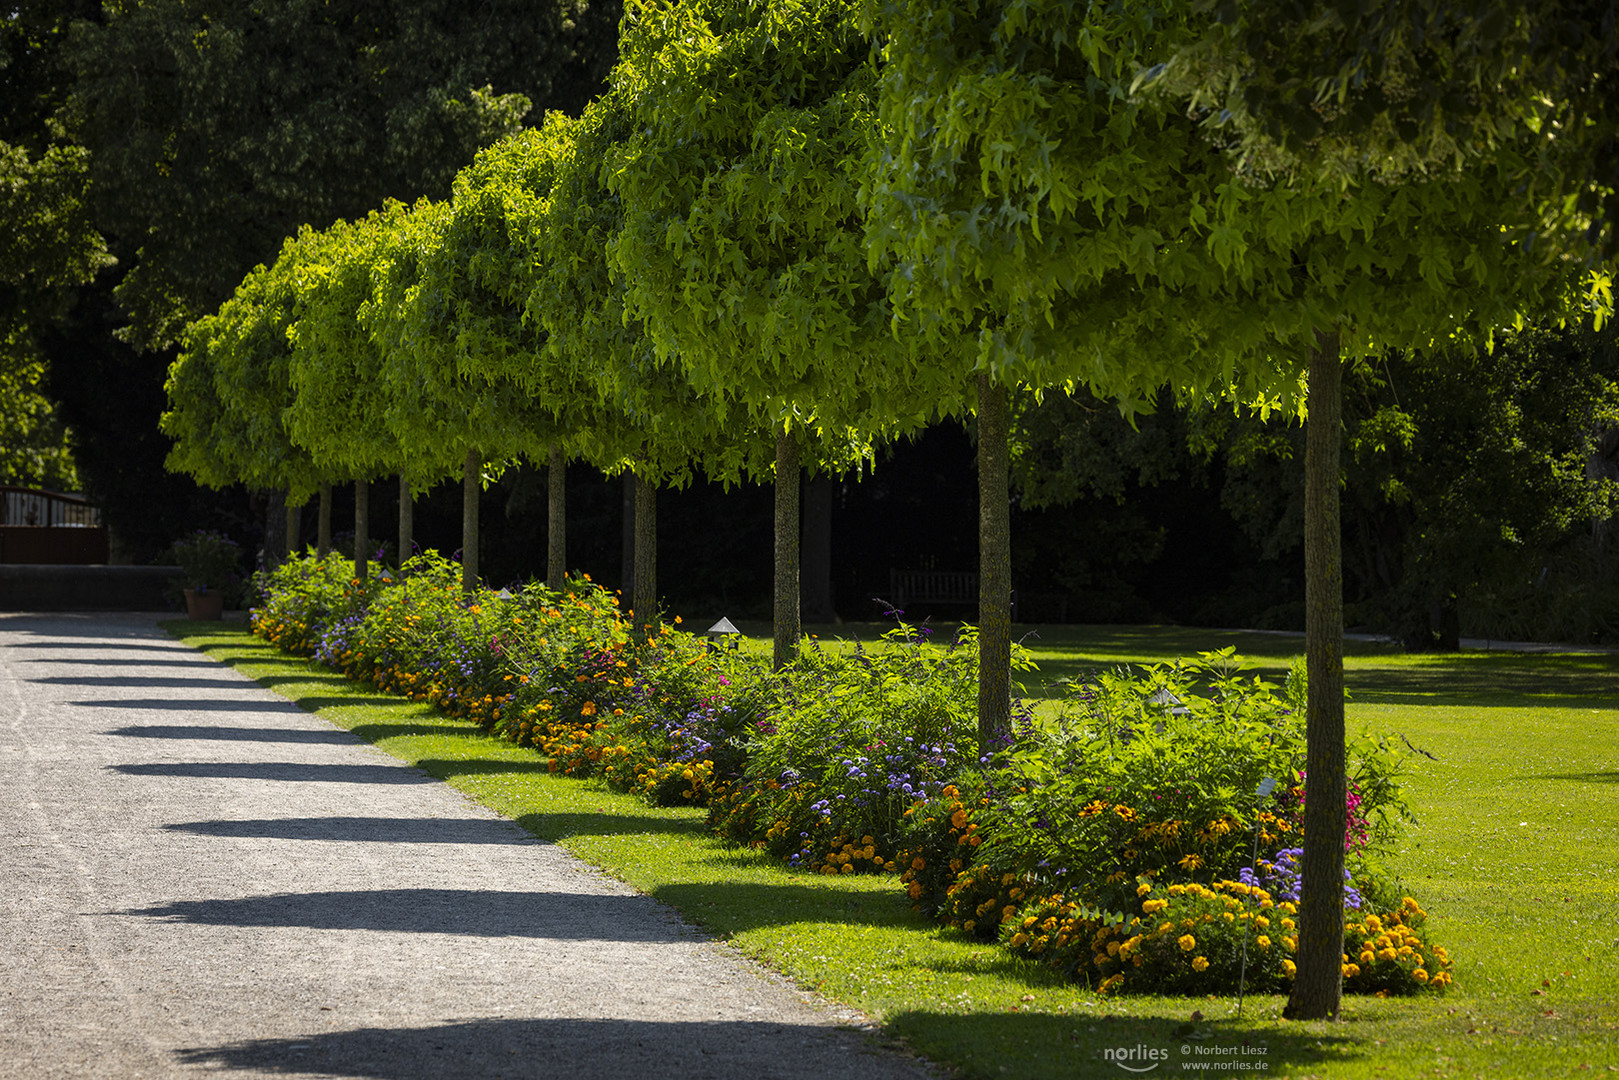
<box><xmin>167</xmin><ymin>619</ymin><xmax>1619</xmax><ymax>1079</ymax></box>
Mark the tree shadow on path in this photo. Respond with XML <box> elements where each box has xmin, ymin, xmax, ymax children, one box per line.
<box><xmin>111</xmin><ymin>888</ymin><xmax>700</xmax><ymax>941</ymax></box>
<box><xmin>173</xmin><ymin>1017</ymin><xmax>925</xmax><ymax>1080</ymax></box>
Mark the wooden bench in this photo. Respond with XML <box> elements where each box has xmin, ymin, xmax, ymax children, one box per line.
<box><xmin>887</xmin><ymin>569</ymin><xmax>979</xmax><ymax>613</ymax></box>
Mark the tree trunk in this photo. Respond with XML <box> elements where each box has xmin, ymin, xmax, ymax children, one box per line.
<box><xmin>802</xmin><ymin>472</ymin><xmax>835</xmax><ymax>623</ymax></box>
<box><xmin>632</xmin><ymin>471</ymin><xmax>657</xmax><ymax>631</ymax></box>
<box><xmin>398</xmin><ymin>475</ymin><xmax>413</xmax><ymax>569</ymax></box>
<box><xmin>548</xmin><ymin>444</ymin><xmax>567</xmax><ymax>591</ymax></box>
<box><xmin>462</xmin><ymin>450</ymin><xmax>480</xmax><ymax>596</ymax></box>
<box><xmin>977</xmin><ymin>373</ymin><xmax>1012</xmax><ymax>753</ymax></box>
<box><xmin>262</xmin><ymin>490</ymin><xmax>287</xmax><ymax>570</ymax></box>
<box><xmin>621</xmin><ymin>471</ymin><xmax>636</xmax><ymax>603</ymax></box>
<box><xmin>1285</xmin><ymin>329</ymin><xmax>1347</xmax><ymax>1022</ymax></box>
<box><xmin>317</xmin><ymin>482</ymin><xmax>332</xmax><ymax>556</ymax></box>
<box><xmin>773</xmin><ymin>426</ymin><xmax>802</xmax><ymax>670</ymax></box>
<box><xmin>285</xmin><ymin>501</ymin><xmax>301</xmax><ymax>558</ymax></box>
<box><xmin>354</xmin><ymin>479</ymin><xmax>369</xmax><ymax>584</ymax></box>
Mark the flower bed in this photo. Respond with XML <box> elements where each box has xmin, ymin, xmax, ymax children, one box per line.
<box><xmin>252</xmin><ymin>552</ymin><xmax>1452</xmax><ymax>996</ymax></box>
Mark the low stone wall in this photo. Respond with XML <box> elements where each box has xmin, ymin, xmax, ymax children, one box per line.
<box><xmin>0</xmin><ymin>525</ymin><xmax>110</xmax><ymax>564</ymax></box>
<box><xmin>0</xmin><ymin>564</ymin><xmax>182</xmax><ymax>611</ymax></box>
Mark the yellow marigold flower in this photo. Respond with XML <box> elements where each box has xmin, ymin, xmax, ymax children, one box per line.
<box><xmin>1359</xmin><ymin>950</ymin><xmax>1376</xmax><ymax>965</ymax></box>
<box><xmin>1343</xmin><ymin>963</ymin><xmax>1361</xmax><ymax>978</ymax></box>
<box><xmin>1191</xmin><ymin>956</ymin><xmax>1210</xmax><ymax>972</ymax></box>
<box><xmin>1282</xmin><ymin>936</ymin><xmax>1296</xmax><ymax>951</ymax></box>
<box><xmin>1136</xmin><ymin>882</ymin><xmax>1153</xmax><ymax>897</ymax></box>
<box><xmin>1282</xmin><ymin>918</ymin><xmax>1296</xmax><ymax>931</ymax></box>
<box><xmin>1281</xmin><ymin>959</ymin><xmax>1297</xmax><ymax>977</ymax></box>
<box><xmin>1159</xmin><ymin>921</ymin><xmax>1175</xmax><ymax>934</ymax></box>
<box><xmin>1364</xmin><ymin>915</ymin><xmax>1382</xmax><ymax>931</ymax></box>
<box><xmin>1177</xmin><ymin>934</ymin><xmax>1197</xmax><ymax>952</ymax></box>
<box><xmin>1412</xmin><ymin>968</ymin><xmax>1429</xmax><ymax>983</ymax></box>
<box><xmin>1377</xmin><ymin>947</ymin><xmax>1398</xmax><ymax>962</ymax></box>
<box><xmin>1257</xmin><ymin>935</ymin><xmax>1273</xmax><ymax>949</ymax></box>
<box><xmin>580</xmin><ymin>701</ymin><xmax>597</xmax><ymax>716</ymax></box>
<box><xmin>1142</xmin><ymin>899</ymin><xmax>1168</xmax><ymax>914</ymax></box>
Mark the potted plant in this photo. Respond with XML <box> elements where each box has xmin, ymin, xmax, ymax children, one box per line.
<box><xmin>166</xmin><ymin>530</ymin><xmax>241</xmax><ymax>619</ymax></box>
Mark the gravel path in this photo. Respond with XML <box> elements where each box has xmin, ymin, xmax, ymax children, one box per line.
<box><xmin>0</xmin><ymin>612</ymin><xmax>940</xmax><ymax>1080</ymax></box>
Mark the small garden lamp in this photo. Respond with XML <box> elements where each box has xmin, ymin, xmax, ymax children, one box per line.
<box><xmin>706</xmin><ymin>616</ymin><xmax>741</xmax><ymax>652</ymax></box>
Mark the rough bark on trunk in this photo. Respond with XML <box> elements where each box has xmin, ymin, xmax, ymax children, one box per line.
<box><xmin>773</xmin><ymin>426</ymin><xmax>802</xmax><ymax>671</ymax></box>
<box><xmin>317</xmin><ymin>483</ymin><xmax>332</xmax><ymax>556</ymax></box>
<box><xmin>1285</xmin><ymin>329</ymin><xmax>1347</xmax><ymax>1022</ymax></box>
<box><xmin>548</xmin><ymin>445</ymin><xmax>567</xmax><ymax>591</ymax></box>
<box><xmin>632</xmin><ymin>471</ymin><xmax>657</xmax><ymax>631</ymax></box>
<box><xmin>976</xmin><ymin>373</ymin><xmax>1012</xmax><ymax>753</ymax></box>
<box><xmin>353</xmin><ymin>479</ymin><xmax>369</xmax><ymax>584</ymax></box>
<box><xmin>621</xmin><ymin>472</ymin><xmax>636</xmax><ymax>603</ymax></box>
<box><xmin>802</xmin><ymin>472</ymin><xmax>834</xmax><ymax>623</ymax></box>
<box><xmin>398</xmin><ymin>475</ymin><xmax>413</xmax><ymax>569</ymax></box>
<box><xmin>462</xmin><ymin>450</ymin><xmax>480</xmax><ymax>595</ymax></box>
<box><xmin>262</xmin><ymin>491</ymin><xmax>287</xmax><ymax>570</ymax></box>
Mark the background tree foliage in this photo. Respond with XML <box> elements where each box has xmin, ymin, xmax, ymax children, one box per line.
<box><xmin>63</xmin><ymin>0</ymin><xmax>620</xmax><ymax>351</ymax></box>
<box><xmin>4</xmin><ymin>0</ymin><xmax>619</xmax><ymax>554</ymax></box>
<box><xmin>1155</xmin><ymin>0</ymin><xmax>1618</xmax><ymax>258</ymax></box>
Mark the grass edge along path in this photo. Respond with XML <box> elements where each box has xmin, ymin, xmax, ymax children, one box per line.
<box><xmin>165</xmin><ymin>619</ymin><xmax>1619</xmax><ymax>1080</ymax></box>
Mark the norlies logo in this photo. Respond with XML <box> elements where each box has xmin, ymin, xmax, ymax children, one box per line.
<box><xmin>1102</xmin><ymin>1044</ymin><xmax>1169</xmax><ymax>1073</ymax></box>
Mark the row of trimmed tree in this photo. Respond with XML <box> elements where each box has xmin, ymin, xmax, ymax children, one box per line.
<box><xmin>162</xmin><ymin>0</ymin><xmax>1610</xmax><ymax>1020</ymax></box>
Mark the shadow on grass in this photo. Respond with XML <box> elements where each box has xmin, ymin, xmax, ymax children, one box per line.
<box><xmin>512</xmin><ymin>810</ymin><xmax>707</xmax><ymax>843</ymax></box>
<box><xmin>250</xmin><ymin>670</ymin><xmax>354</xmax><ymax>687</ymax></box>
<box><xmin>347</xmin><ymin>720</ymin><xmax>471</xmax><ymax>742</ymax></box>
<box><xmin>280</xmin><ymin>694</ymin><xmax>423</xmax><ymax>713</ymax></box>
<box><xmin>646</xmin><ymin>879</ymin><xmax>928</xmax><ymax>936</ymax></box>
<box><xmin>415</xmin><ymin>758</ymin><xmax>559</xmax><ymax>780</ymax></box>
<box><xmin>1516</xmin><ymin>770</ymin><xmax>1619</xmax><ymax>784</ymax></box>
<box><xmin>168</xmin><ymin>637</ymin><xmax>277</xmax><ymax>654</ymax></box>
<box><xmin>885</xmin><ymin>1009</ymin><xmax>1362</xmax><ymax>1077</ymax></box>
<box><xmin>1344</xmin><ymin>653</ymin><xmax>1619</xmax><ymax>708</ymax></box>
<box><xmin>1025</xmin><ymin>646</ymin><xmax>1619</xmax><ymax>707</ymax></box>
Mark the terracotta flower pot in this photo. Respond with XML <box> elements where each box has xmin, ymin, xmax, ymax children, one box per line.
<box><xmin>183</xmin><ymin>588</ymin><xmax>225</xmax><ymax>620</ymax></box>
